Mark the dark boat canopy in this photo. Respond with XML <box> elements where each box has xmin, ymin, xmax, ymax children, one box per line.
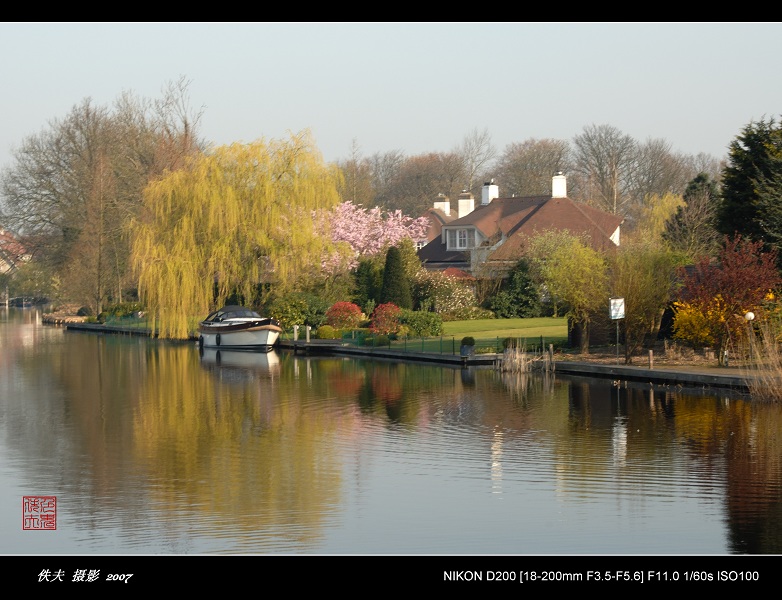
<box><xmin>203</xmin><ymin>305</ymin><xmax>262</xmax><ymax>322</ymax></box>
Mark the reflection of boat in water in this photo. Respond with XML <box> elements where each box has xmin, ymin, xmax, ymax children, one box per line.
<box><xmin>198</xmin><ymin>305</ymin><xmax>282</xmax><ymax>351</ymax></box>
<box><xmin>199</xmin><ymin>347</ymin><xmax>281</xmax><ymax>378</ymax></box>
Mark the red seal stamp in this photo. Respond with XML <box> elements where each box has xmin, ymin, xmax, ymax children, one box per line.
<box><xmin>23</xmin><ymin>496</ymin><xmax>57</xmax><ymax>530</ymax></box>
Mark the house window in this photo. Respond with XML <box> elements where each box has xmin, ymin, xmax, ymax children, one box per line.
<box><xmin>447</xmin><ymin>228</ymin><xmax>475</xmax><ymax>250</ymax></box>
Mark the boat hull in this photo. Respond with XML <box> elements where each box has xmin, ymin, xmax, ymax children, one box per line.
<box><xmin>198</xmin><ymin>329</ymin><xmax>280</xmax><ymax>352</ymax></box>
<box><xmin>198</xmin><ymin>306</ymin><xmax>282</xmax><ymax>352</ymax></box>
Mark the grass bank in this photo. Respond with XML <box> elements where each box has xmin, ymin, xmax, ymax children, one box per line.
<box><xmin>335</xmin><ymin>316</ymin><xmax>569</xmax><ymax>355</ymax></box>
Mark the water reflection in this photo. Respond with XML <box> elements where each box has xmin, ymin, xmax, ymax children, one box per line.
<box><xmin>1</xmin><ymin>306</ymin><xmax>781</xmax><ymax>554</ymax></box>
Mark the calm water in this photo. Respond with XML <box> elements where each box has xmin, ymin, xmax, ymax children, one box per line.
<box><xmin>1</xmin><ymin>306</ymin><xmax>781</xmax><ymax>556</ymax></box>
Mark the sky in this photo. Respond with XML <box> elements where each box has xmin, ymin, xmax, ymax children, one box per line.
<box><xmin>1</xmin><ymin>22</ymin><xmax>781</xmax><ymax>174</ymax></box>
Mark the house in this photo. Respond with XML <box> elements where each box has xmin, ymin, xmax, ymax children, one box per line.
<box><xmin>415</xmin><ymin>191</ymin><xmax>475</xmax><ymax>249</ymax></box>
<box><xmin>417</xmin><ymin>173</ymin><xmax>623</xmax><ymax>278</ymax></box>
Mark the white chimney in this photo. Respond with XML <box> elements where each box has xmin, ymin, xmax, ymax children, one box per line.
<box><xmin>481</xmin><ymin>179</ymin><xmax>499</xmax><ymax>205</ymax></box>
<box><xmin>552</xmin><ymin>172</ymin><xmax>566</xmax><ymax>198</ymax></box>
<box><xmin>433</xmin><ymin>193</ymin><xmax>450</xmax><ymax>216</ymax></box>
<box><xmin>458</xmin><ymin>191</ymin><xmax>474</xmax><ymax>218</ymax></box>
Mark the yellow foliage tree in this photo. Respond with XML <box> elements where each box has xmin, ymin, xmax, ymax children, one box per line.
<box><xmin>130</xmin><ymin>131</ymin><xmax>343</xmax><ymax>339</ymax></box>
<box><xmin>628</xmin><ymin>192</ymin><xmax>685</xmax><ymax>245</ymax></box>
<box><xmin>527</xmin><ymin>230</ymin><xmax>609</xmax><ymax>353</ymax></box>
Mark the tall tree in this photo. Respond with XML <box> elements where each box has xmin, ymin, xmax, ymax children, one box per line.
<box><xmin>527</xmin><ymin>230</ymin><xmax>609</xmax><ymax>353</ymax></box>
<box><xmin>628</xmin><ymin>191</ymin><xmax>685</xmax><ymax>246</ymax></box>
<box><xmin>456</xmin><ymin>127</ymin><xmax>497</xmax><ymax>193</ymax></box>
<box><xmin>376</xmin><ymin>152</ymin><xmax>465</xmax><ymax>217</ymax></box>
<box><xmin>662</xmin><ymin>172</ymin><xmax>721</xmax><ymax>261</ymax></box>
<box><xmin>130</xmin><ymin>131</ymin><xmax>343</xmax><ymax>339</ymax></box>
<box><xmin>0</xmin><ymin>78</ymin><xmax>203</xmax><ymax>314</ymax></box>
<box><xmin>335</xmin><ymin>139</ymin><xmax>374</xmax><ymax>206</ymax></box>
<box><xmin>352</xmin><ymin>256</ymin><xmax>384</xmax><ymax>314</ymax></box>
<box><xmin>609</xmin><ymin>241</ymin><xmax>682</xmax><ymax>363</ymax></box>
<box><xmin>717</xmin><ymin>116</ymin><xmax>782</xmax><ymax>241</ymax></box>
<box><xmin>756</xmin><ymin>152</ymin><xmax>782</xmax><ymax>259</ymax></box>
<box><xmin>378</xmin><ymin>245</ymin><xmax>412</xmax><ymax>309</ymax></box>
<box><xmin>492</xmin><ymin>138</ymin><xmax>571</xmax><ymax>197</ymax></box>
<box><xmin>572</xmin><ymin>123</ymin><xmax>638</xmax><ymax>215</ymax></box>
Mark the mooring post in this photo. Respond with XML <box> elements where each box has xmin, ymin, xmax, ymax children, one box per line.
<box><xmin>648</xmin><ymin>349</ymin><xmax>653</xmax><ymax>369</ymax></box>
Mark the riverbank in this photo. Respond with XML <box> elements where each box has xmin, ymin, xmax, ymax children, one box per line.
<box><xmin>55</xmin><ymin>319</ymin><xmax>767</xmax><ymax>392</ymax></box>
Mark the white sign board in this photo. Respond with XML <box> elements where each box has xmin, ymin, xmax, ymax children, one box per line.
<box><xmin>609</xmin><ymin>297</ymin><xmax>625</xmax><ymax>320</ymax></box>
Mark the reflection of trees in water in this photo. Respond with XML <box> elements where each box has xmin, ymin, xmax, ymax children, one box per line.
<box><xmin>723</xmin><ymin>402</ymin><xmax>782</xmax><ymax>553</ymax></box>
<box><xmin>562</xmin><ymin>378</ymin><xmax>782</xmax><ymax>554</ymax></box>
<box><xmin>50</xmin><ymin>334</ymin><xmax>782</xmax><ymax>554</ymax></box>
<box><xmin>130</xmin><ymin>345</ymin><xmax>346</xmax><ymax>546</ymax></box>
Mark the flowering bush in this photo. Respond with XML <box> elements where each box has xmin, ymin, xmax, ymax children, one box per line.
<box><xmin>369</xmin><ymin>302</ymin><xmax>402</xmax><ymax>335</ymax></box>
<box><xmin>325</xmin><ymin>301</ymin><xmax>363</xmax><ymax>329</ymax></box>
<box><xmin>672</xmin><ymin>236</ymin><xmax>782</xmax><ymax>363</ymax></box>
<box><xmin>671</xmin><ymin>300</ymin><xmax>719</xmax><ymax>347</ymax></box>
<box><xmin>413</xmin><ymin>270</ymin><xmax>478</xmax><ymax>316</ymax></box>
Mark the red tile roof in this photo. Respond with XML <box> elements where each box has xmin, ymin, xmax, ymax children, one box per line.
<box><xmin>418</xmin><ymin>193</ymin><xmax>623</xmax><ymax>272</ymax></box>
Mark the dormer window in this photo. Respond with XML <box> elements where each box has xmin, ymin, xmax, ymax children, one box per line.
<box><xmin>447</xmin><ymin>228</ymin><xmax>475</xmax><ymax>250</ymax></box>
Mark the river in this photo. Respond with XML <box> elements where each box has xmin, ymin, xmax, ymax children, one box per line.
<box><xmin>2</xmin><ymin>306</ymin><xmax>781</xmax><ymax>562</ymax></box>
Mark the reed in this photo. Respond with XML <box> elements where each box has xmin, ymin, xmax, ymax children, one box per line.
<box><xmin>500</xmin><ymin>345</ymin><xmax>549</xmax><ymax>373</ymax></box>
<box><xmin>737</xmin><ymin>318</ymin><xmax>782</xmax><ymax>402</ymax></box>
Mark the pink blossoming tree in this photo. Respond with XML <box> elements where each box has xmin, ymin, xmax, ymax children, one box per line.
<box><xmin>318</xmin><ymin>202</ymin><xmax>430</xmax><ymax>273</ymax></box>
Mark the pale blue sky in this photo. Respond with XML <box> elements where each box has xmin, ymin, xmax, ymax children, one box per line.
<box><xmin>1</xmin><ymin>22</ymin><xmax>780</xmax><ymax>172</ymax></box>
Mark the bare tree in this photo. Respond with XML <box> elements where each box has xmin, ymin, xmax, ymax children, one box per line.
<box><xmin>0</xmin><ymin>78</ymin><xmax>204</xmax><ymax>313</ymax></box>
<box><xmin>336</xmin><ymin>139</ymin><xmax>373</xmax><ymax>205</ymax></box>
<box><xmin>456</xmin><ymin>127</ymin><xmax>497</xmax><ymax>192</ymax></box>
<box><xmin>662</xmin><ymin>173</ymin><xmax>721</xmax><ymax>260</ymax></box>
<box><xmin>492</xmin><ymin>138</ymin><xmax>571</xmax><ymax>197</ymax></box>
<box><xmin>368</xmin><ymin>149</ymin><xmax>406</xmax><ymax>207</ymax></box>
<box><xmin>628</xmin><ymin>139</ymin><xmax>688</xmax><ymax>199</ymax></box>
<box><xmin>572</xmin><ymin>124</ymin><xmax>637</xmax><ymax>215</ymax></box>
<box><xmin>375</xmin><ymin>151</ymin><xmax>466</xmax><ymax>217</ymax></box>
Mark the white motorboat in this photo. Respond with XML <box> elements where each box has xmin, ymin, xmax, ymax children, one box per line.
<box><xmin>198</xmin><ymin>305</ymin><xmax>282</xmax><ymax>352</ymax></box>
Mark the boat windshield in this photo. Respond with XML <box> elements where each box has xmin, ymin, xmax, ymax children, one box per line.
<box><xmin>227</xmin><ymin>308</ymin><xmax>261</xmax><ymax>318</ymax></box>
<box><xmin>204</xmin><ymin>307</ymin><xmax>262</xmax><ymax>322</ymax></box>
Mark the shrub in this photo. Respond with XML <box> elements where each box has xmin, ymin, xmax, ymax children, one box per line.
<box><xmin>441</xmin><ymin>306</ymin><xmax>495</xmax><ymax>321</ymax></box>
<box><xmin>325</xmin><ymin>301</ymin><xmax>363</xmax><ymax>329</ymax></box>
<box><xmin>101</xmin><ymin>302</ymin><xmax>145</xmax><ymax>318</ymax></box>
<box><xmin>485</xmin><ymin>260</ymin><xmax>542</xmax><ymax>318</ymax></box>
<box><xmin>413</xmin><ymin>270</ymin><xmax>479</xmax><ymax>316</ymax></box>
<box><xmin>370</xmin><ymin>302</ymin><xmax>402</xmax><ymax>335</ymax></box>
<box><xmin>315</xmin><ymin>325</ymin><xmax>340</xmax><ymax>339</ymax></box>
<box><xmin>266</xmin><ymin>292</ymin><xmax>329</xmax><ymax>331</ymax></box>
<box><xmin>399</xmin><ymin>309</ymin><xmax>444</xmax><ymax>336</ymax></box>
<box><xmin>299</xmin><ymin>293</ymin><xmax>330</xmax><ymax>329</ymax></box>
<box><xmin>372</xmin><ymin>334</ymin><xmax>391</xmax><ymax>347</ymax></box>
<box><xmin>461</xmin><ymin>336</ymin><xmax>475</xmax><ymax>347</ymax></box>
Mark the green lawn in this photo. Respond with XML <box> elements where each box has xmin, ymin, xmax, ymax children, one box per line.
<box><xmin>369</xmin><ymin>316</ymin><xmax>569</xmax><ymax>355</ymax></box>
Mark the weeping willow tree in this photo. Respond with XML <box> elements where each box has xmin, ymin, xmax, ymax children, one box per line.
<box><xmin>131</xmin><ymin>131</ymin><xmax>343</xmax><ymax>339</ymax></box>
